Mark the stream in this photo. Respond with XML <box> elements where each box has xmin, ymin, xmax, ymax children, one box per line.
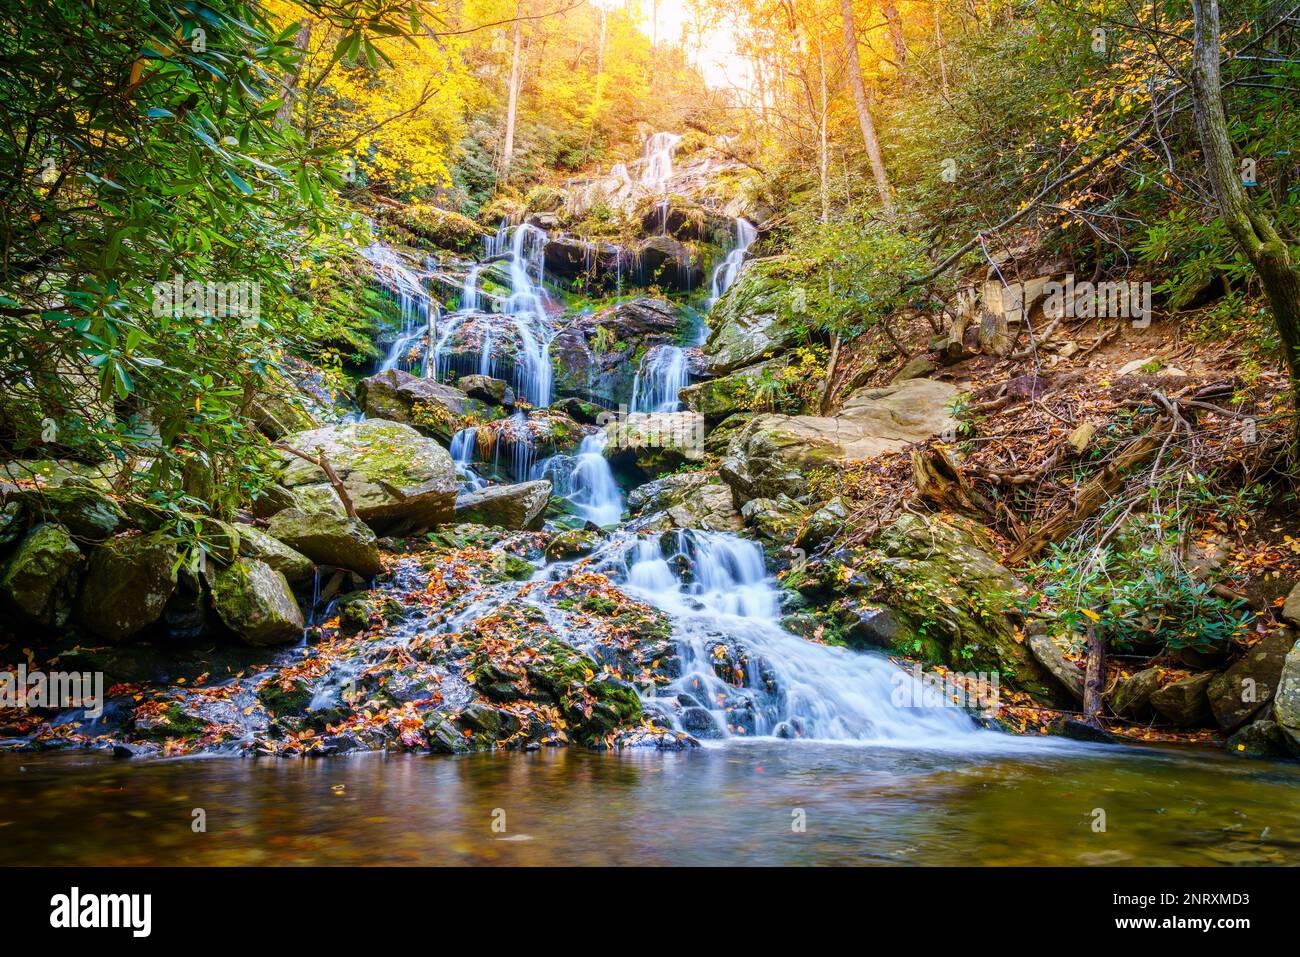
<box><xmin>3</xmin><ymin>743</ymin><xmax>1300</xmax><ymax>865</ymax></box>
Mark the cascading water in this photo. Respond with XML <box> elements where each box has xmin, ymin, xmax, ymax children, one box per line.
<box><xmin>707</xmin><ymin>217</ymin><xmax>757</xmax><ymax>311</ymax></box>
<box><xmin>460</xmin><ymin>264</ymin><xmax>482</xmax><ymax>313</ymax></box>
<box><xmin>489</xmin><ymin>221</ymin><xmax>555</xmax><ymax>407</ymax></box>
<box><xmin>532</xmin><ymin>431</ymin><xmax>623</xmax><ymax>527</ymax></box>
<box><xmin>640</xmin><ymin>131</ymin><xmax>681</xmax><ymax>192</ymax></box>
<box><xmin>450</xmin><ymin>427</ymin><xmax>487</xmax><ymax>492</ymax></box>
<box><xmin>595</xmin><ymin>531</ymin><xmax>979</xmax><ymax>744</ymax></box>
<box><xmin>630</xmin><ymin>344</ymin><xmax>690</xmax><ymax>412</ymax></box>
<box><xmin>360</xmin><ymin>240</ymin><xmax>438</xmax><ymax>374</ymax></box>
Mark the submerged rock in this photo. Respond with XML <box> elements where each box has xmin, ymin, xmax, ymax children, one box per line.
<box><xmin>266</xmin><ymin>508</ymin><xmax>382</xmax><ymax>579</ymax></box>
<box><xmin>0</xmin><ymin>523</ymin><xmax>81</xmax><ymax>629</ymax></box>
<box><xmin>1226</xmin><ymin>719</ymin><xmax>1291</xmax><ymax>759</ymax></box>
<box><xmin>76</xmin><ymin>531</ymin><xmax>179</xmax><ymax>642</ymax></box>
<box><xmin>276</xmin><ymin>418</ymin><xmax>458</xmax><ymax>533</ymax></box>
<box><xmin>454</xmin><ymin>480</ymin><xmax>551</xmax><ymax>530</ymax></box>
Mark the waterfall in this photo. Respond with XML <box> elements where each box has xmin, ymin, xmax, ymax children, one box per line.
<box><xmin>485</xmin><ymin>222</ymin><xmax>555</xmax><ymax>407</ymax></box>
<box><xmin>533</xmin><ymin>431</ymin><xmax>623</xmax><ymax>527</ymax></box>
<box><xmin>707</xmin><ymin>217</ymin><xmax>757</xmax><ymax>311</ymax></box>
<box><xmin>450</xmin><ymin>427</ymin><xmax>486</xmax><ymax>492</ymax></box>
<box><xmin>460</xmin><ymin>264</ymin><xmax>482</xmax><ymax>313</ymax></box>
<box><xmin>361</xmin><ymin>239</ymin><xmax>437</xmax><ymax>374</ymax></box>
<box><xmin>596</xmin><ymin>531</ymin><xmax>978</xmax><ymax>743</ymax></box>
<box><xmin>640</xmin><ymin>131</ymin><xmax>681</xmax><ymax>192</ymax></box>
<box><xmin>630</xmin><ymin>344</ymin><xmax>690</xmax><ymax>412</ymax></box>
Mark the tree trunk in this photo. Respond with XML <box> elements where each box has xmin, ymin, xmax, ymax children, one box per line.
<box><xmin>274</xmin><ymin>20</ymin><xmax>314</xmax><ymax>129</ymax></box>
<box><xmin>934</xmin><ymin>7</ymin><xmax>949</xmax><ymax>95</ymax></box>
<box><xmin>817</xmin><ymin>4</ymin><xmax>830</xmax><ymax>226</ymax></box>
<box><xmin>1189</xmin><ymin>0</ymin><xmax>1300</xmax><ymax>428</ymax></box>
<box><xmin>500</xmin><ymin>0</ymin><xmax>525</xmax><ymax>181</ymax></box>
<box><xmin>1082</xmin><ymin>621</ymin><xmax>1106</xmax><ymax>728</ymax></box>
<box><xmin>839</xmin><ymin>0</ymin><xmax>895</xmax><ymax>219</ymax></box>
<box><xmin>881</xmin><ymin>2</ymin><xmax>908</xmax><ymax>70</ymax></box>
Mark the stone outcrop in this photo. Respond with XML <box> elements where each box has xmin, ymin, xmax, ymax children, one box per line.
<box><xmin>454</xmin><ymin>480</ymin><xmax>551</xmax><ymax>530</ymax></box>
<box><xmin>276</xmin><ymin>419</ymin><xmax>458</xmax><ymax>533</ymax></box>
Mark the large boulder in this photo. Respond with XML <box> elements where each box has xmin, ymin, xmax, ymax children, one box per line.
<box><xmin>0</xmin><ymin>523</ymin><xmax>81</xmax><ymax>629</ymax></box>
<box><xmin>76</xmin><ymin>532</ymin><xmax>179</xmax><ymax>641</ymax></box>
<box><xmin>1108</xmin><ymin>667</ymin><xmax>1161</xmax><ymax>718</ymax></box>
<box><xmin>1273</xmin><ymin>637</ymin><xmax>1300</xmax><ymax>753</ymax></box>
<box><xmin>702</xmin><ymin>258</ymin><xmax>803</xmax><ymax>374</ymax></box>
<box><xmin>1226</xmin><ymin>719</ymin><xmax>1291</xmax><ymax>759</ymax></box>
<box><xmin>827</xmin><ymin>513</ymin><xmax>1060</xmax><ymax>700</ymax></box>
<box><xmin>1026</xmin><ymin>627</ymin><xmax>1085</xmax><ymax>702</ymax></box>
<box><xmin>550</xmin><ymin>298</ymin><xmax>683</xmax><ymax>402</ymax></box>
<box><xmin>740</xmin><ymin>495</ymin><xmax>806</xmax><ymax>544</ymax></box>
<box><xmin>453</xmin><ymin>480</ymin><xmax>551</xmax><ymax>530</ymax></box>
<box><xmin>276</xmin><ymin>419</ymin><xmax>458</xmax><ymax>533</ymax></box>
<box><xmin>13</xmin><ymin>483</ymin><xmax>127</xmax><ymax>542</ymax></box>
<box><xmin>679</xmin><ymin>359</ymin><xmax>794</xmax><ymax>422</ymax></box>
<box><xmin>637</xmin><ymin>474</ymin><xmax>744</xmax><ymax>533</ymax></box>
<box><xmin>720</xmin><ymin>378</ymin><xmax>961</xmax><ymax>504</ymax></box>
<box><xmin>1207</xmin><ymin>629</ymin><xmax>1296</xmax><ymax>731</ymax></box>
<box><xmin>1150</xmin><ymin>672</ymin><xmax>1214</xmax><ymax>726</ymax></box>
<box><xmin>602</xmin><ymin>412</ymin><xmax>705</xmax><ymax>477</ymax></box>
<box><xmin>236</xmin><ymin>525</ymin><xmax>315</xmax><ymax>586</ymax></box>
<box><xmin>266</xmin><ymin>508</ymin><xmax>382</xmax><ymax>579</ymax></box>
<box><xmin>205</xmin><ymin>558</ymin><xmax>304</xmax><ymax>645</ymax></box>
<box><xmin>456</xmin><ymin>375</ymin><xmax>513</xmax><ymax>406</ymax></box>
<box><xmin>635</xmin><ymin>236</ymin><xmax>703</xmax><ymax>292</ymax></box>
<box><xmin>355</xmin><ymin>370</ymin><xmax>492</xmax><ymax>444</ymax></box>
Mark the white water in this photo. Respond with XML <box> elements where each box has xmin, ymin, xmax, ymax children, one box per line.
<box><xmin>360</xmin><ymin>241</ymin><xmax>437</xmax><ymax>374</ymax></box>
<box><xmin>489</xmin><ymin>221</ymin><xmax>555</xmax><ymax>407</ymax></box>
<box><xmin>600</xmin><ymin>531</ymin><xmax>978</xmax><ymax>744</ymax></box>
<box><xmin>630</xmin><ymin>344</ymin><xmax>689</xmax><ymax>412</ymax></box>
<box><xmin>450</xmin><ymin>427</ymin><xmax>487</xmax><ymax>492</ymax></box>
<box><xmin>640</xmin><ymin>132</ymin><xmax>681</xmax><ymax>192</ymax></box>
<box><xmin>460</xmin><ymin>264</ymin><xmax>482</xmax><ymax>313</ymax></box>
<box><xmin>707</xmin><ymin>217</ymin><xmax>757</xmax><ymax>312</ymax></box>
<box><xmin>532</xmin><ymin>431</ymin><xmax>623</xmax><ymax>527</ymax></box>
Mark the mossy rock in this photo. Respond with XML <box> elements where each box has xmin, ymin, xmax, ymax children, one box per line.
<box><xmin>257</xmin><ymin>676</ymin><xmax>314</xmax><ymax>717</ymax></box>
<box><xmin>266</xmin><ymin>508</ymin><xmax>382</xmax><ymax>579</ymax></box>
<box><xmin>205</xmin><ymin>558</ymin><xmax>304</xmax><ymax>646</ymax></box>
<box><xmin>76</xmin><ymin>531</ymin><xmax>179</xmax><ymax>642</ymax></box>
<box><xmin>14</xmin><ymin>483</ymin><xmax>127</xmax><ymax>543</ymax></box>
<box><xmin>0</xmin><ymin>522</ymin><xmax>81</xmax><ymax>629</ymax></box>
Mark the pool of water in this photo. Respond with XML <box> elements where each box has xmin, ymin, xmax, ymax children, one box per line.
<box><xmin>2</xmin><ymin>738</ymin><xmax>1298</xmax><ymax>865</ymax></box>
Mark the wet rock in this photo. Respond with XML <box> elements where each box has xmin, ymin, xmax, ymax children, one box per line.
<box><xmin>457</xmin><ymin>374</ymin><xmax>513</xmax><ymax>406</ymax></box>
<box><xmin>0</xmin><ymin>523</ymin><xmax>81</xmax><ymax>629</ymax></box>
<box><xmin>13</xmin><ymin>483</ymin><xmax>127</xmax><ymax>543</ymax></box>
<box><xmin>276</xmin><ymin>418</ymin><xmax>458</xmax><ymax>533</ymax></box>
<box><xmin>794</xmin><ymin>498</ymin><xmax>848</xmax><ymax>551</ymax></box>
<box><xmin>740</xmin><ymin>495</ymin><xmax>806</xmax><ymax>544</ymax></box>
<box><xmin>703</xmin><ymin>258</ymin><xmax>803</xmax><ymax>374</ymax></box>
<box><xmin>544</xmin><ymin>528</ymin><xmax>602</xmax><ymax>561</ymax></box>
<box><xmin>355</xmin><ymin>370</ymin><xmax>493</xmax><ymax>444</ymax></box>
<box><xmin>205</xmin><ymin>558</ymin><xmax>304</xmax><ymax>645</ymax></box>
<box><xmin>840</xmin><ymin>512</ymin><xmax>1061</xmax><ymax>700</ymax></box>
<box><xmin>266</xmin><ymin>508</ymin><xmax>382</xmax><ymax>578</ymax></box>
<box><xmin>836</xmin><ymin>602</ymin><xmax>910</xmax><ymax>651</ymax></box>
<box><xmin>76</xmin><ymin>531</ymin><xmax>179</xmax><ymax>641</ymax></box>
<box><xmin>635</xmin><ymin>235</ymin><xmax>703</xmax><ymax>292</ymax></box>
<box><xmin>454</xmin><ymin>479</ymin><xmax>551</xmax><ymax>530</ymax></box>
<box><xmin>236</xmin><ymin>524</ymin><xmax>314</xmax><ymax>586</ymax></box>
<box><xmin>249</xmin><ymin>366</ymin><xmax>324</xmax><ymax>439</ymax></box>
<box><xmin>1207</xmin><ymin>629</ymin><xmax>1295</xmax><ymax>731</ymax></box>
<box><xmin>602</xmin><ymin>411</ymin><xmax>705</xmax><ymax>477</ymax></box>
<box><xmin>679</xmin><ymin>359</ymin><xmax>792</xmax><ymax>423</ymax></box>
<box><xmin>1046</xmin><ymin>717</ymin><xmax>1119</xmax><ymax>743</ymax></box>
<box><xmin>1150</xmin><ymin>672</ymin><xmax>1214</xmax><ymax>726</ymax></box>
<box><xmin>1226</xmin><ymin>719</ymin><xmax>1291</xmax><ymax>759</ymax></box>
<box><xmin>633</xmin><ymin>472</ymin><xmax>743</xmax><ymax>533</ymax></box>
<box><xmin>1108</xmin><ymin>667</ymin><xmax>1161</xmax><ymax>719</ymax></box>
<box><xmin>1274</xmin><ymin>638</ymin><xmax>1300</xmax><ymax>754</ymax></box>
